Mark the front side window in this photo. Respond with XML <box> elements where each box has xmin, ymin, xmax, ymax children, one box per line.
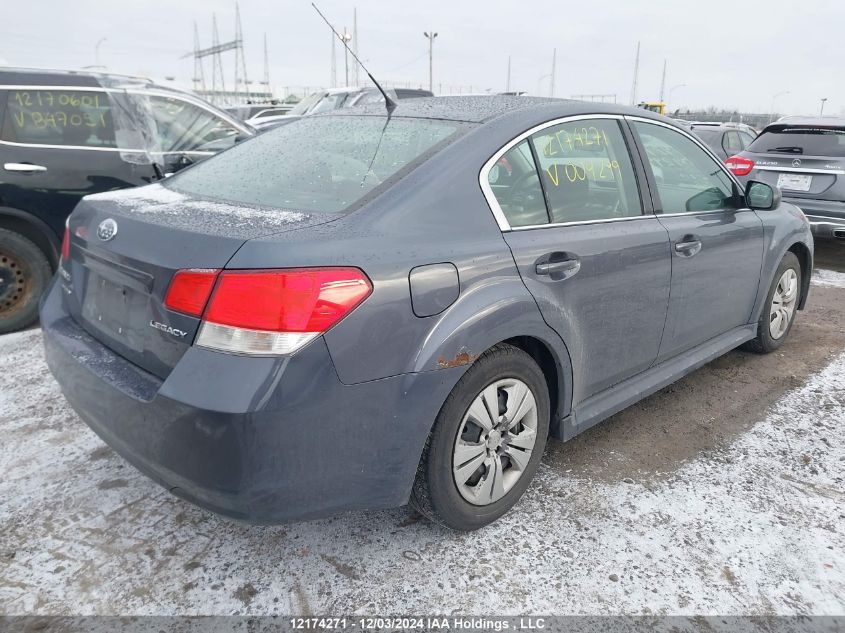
<box><xmin>167</xmin><ymin>115</ymin><xmax>462</xmax><ymax>213</ymax></box>
<box><xmin>633</xmin><ymin>121</ymin><xmax>738</xmax><ymax>213</ymax></box>
<box><xmin>530</xmin><ymin>119</ymin><xmax>642</xmax><ymax>223</ymax></box>
<box><xmin>148</xmin><ymin>95</ymin><xmax>241</xmax><ymax>153</ymax></box>
<box><xmin>0</xmin><ymin>89</ymin><xmax>116</xmax><ymax>147</ymax></box>
<box><xmin>487</xmin><ymin>140</ymin><xmax>548</xmax><ymax>227</ymax></box>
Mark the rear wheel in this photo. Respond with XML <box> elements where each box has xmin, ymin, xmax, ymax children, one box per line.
<box><xmin>0</xmin><ymin>228</ymin><xmax>52</xmax><ymax>334</ymax></box>
<box><xmin>743</xmin><ymin>251</ymin><xmax>801</xmax><ymax>354</ymax></box>
<box><xmin>411</xmin><ymin>344</ymin><xmax>550</xmax><ymax>531</ymax></box>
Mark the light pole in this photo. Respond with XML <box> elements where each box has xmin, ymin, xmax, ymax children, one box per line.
<box><xmin>95</xmin><ymin>38</ymin><xmax>107</xmax><ymax>68</ymax></box>
<box><xmin>536</xmin><ymin>72</ymin><xmax>551</xmax><ymax>96</ymax></box>
<box><xmin>668</xmin><ymin>83</ymin><xmax>686</xmax><ymax>103</ymax></box>
<box><xmin>341</xmin><ymin>28</ymin><xmax>352</xmax><ymax>86</ymax></box>
<box><xmin>423</xmin><ymin>31</ymin><xmax>438</xmax><ymax>93</ymax></box>
<box><xmin>770</xmin><ymin>90</ymin><xmax>790</xmax><ymax>124</ymax></box>
<box><xmin>820</xmin><ymin>97</ymin><xmax>828</xmax><ymax>116</ymax></box>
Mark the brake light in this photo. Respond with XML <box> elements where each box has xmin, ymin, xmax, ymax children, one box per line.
<box><xmin>174</xmin><ymin>267</ymin><xmax>372</xmax><ymax>356</ymax></box>
<box><xmin>725</xmin><ymin>155</ymin><xmax>755</xmax><ymax>176</ymax></box>
<box><xmin>61</xmin><ymin>220</ymin><xmax>70</xmax><ymax>261</ymax></box>
<box><xmin>164</xmin><ymin>269</ymin><xmax>220</xmax><ymax>317</ymax></box>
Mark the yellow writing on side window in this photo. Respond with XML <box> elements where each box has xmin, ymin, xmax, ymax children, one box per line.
<box><xmin>542</xmin><ymin>126</ymin><xmax>611</xmax><ymax>157</ymax></box>
<box><xmin>545</xmin><ymin>160</ymin><xmax>621</xmax><ymax>186</ymax></box>
<box><xmin>10</xmin><ymin>91</ymin><xmax>108</xmax><ymax>130</ymax></box>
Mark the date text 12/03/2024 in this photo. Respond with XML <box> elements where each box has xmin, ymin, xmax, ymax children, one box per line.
<box><xmin>289</xmin><ymin>617</ymin><xmax>548</xmax><ymax>631</ymax></box>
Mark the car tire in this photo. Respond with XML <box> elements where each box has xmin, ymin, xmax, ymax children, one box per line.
<box><xmin>0</xmin><ymin>228</ymin><xmax>52</xmax><ymax>334</ymax></box>
<box><xmin>410</xmin><ymin>343</ymin><xmax>550</xmax><ymax>531</ymax></box>
<box><xmin>743</xmin><ymin>251</ymin><xmax>801</xmax><ymax>354</ymax></box>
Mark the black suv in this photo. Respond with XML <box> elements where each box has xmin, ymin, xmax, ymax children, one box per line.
<box><xmin>725</xmin><ymin>117</ymin><xmax>845</xmax><ymax>240</ymax></box>
<box><xmin>0</xmin><ymin>68</ymin><xmax>253</xmax><ymax>332</ymax></box>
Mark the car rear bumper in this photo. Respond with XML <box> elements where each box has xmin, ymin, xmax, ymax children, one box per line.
<box><xmin>40</xmin><ymin>278</ymin><xmax>459</xmax><ymax>523</ymax></box>
<box><xmin>784</xmin><ymin>197</ymin><xmax>845</xmax><ymax>239</ymax></box>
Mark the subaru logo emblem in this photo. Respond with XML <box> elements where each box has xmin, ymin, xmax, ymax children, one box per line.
<box><xmin>792</xmin><ymin>158</ymin><xmax>802</xmax><ymax>167</ymax></box>
<box><xmin>97</xmin><ymin>219</ymin><xmax>118</xmax><ymax>242</ymax></box>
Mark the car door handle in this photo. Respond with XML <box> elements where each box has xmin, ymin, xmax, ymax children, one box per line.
<box><xmin>535</xmin><ymin>258</ymin><xmax>581</xmax><ymax>278</ymax></box>
<box><xmin>673</xmin><ymin>236</ymin><xmax>702</xmax><ymax>257</ymax></box>
<box><xmin>4</xmin><ymin>163</ymin><xmax>48</xmax><ymax>173</ymax></box>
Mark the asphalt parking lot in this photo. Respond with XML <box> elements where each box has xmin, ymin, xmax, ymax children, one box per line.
<box><xmin>1</xmin><ymin>240</ymin><xmax>843</xmax><ymax>616</ymax></box>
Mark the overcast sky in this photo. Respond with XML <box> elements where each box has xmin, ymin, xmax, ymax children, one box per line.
<box><xmin>1</xmin><ymin>0</ymin><xmax>841</xmax><ymax>116</ymax></box>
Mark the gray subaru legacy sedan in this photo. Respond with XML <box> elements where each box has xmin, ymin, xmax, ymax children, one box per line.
<box><xmin>41</xmin><ymin>97</ymin><xmax>813</xmax><ymax>531</ymax></box>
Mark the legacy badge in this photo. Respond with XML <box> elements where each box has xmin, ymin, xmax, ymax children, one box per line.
<box><xmin>149</xmin><ymin>320</ymin><xmax>187</xmax><ymax>338</ymax></box>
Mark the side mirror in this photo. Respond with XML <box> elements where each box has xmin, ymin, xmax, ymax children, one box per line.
<box><xmin>745</xmin><ymin>180</ymin><xmax>781</xmax><ymax>210</ymax></box>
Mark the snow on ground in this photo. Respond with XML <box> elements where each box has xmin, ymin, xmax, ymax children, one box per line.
<box><xmin>812</xmin><ymin>269</ymin><xmax>845</xmax><ymax>289</ymax></box>
<box><xmin>0</xmin><ymin>326</ymin><xmax>842</xmax><ymax>617</ymax></box>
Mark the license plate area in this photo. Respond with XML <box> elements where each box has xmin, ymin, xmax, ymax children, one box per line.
<box><xmin>82</xmin><ymin>273</ymin><xmax>145</xmax><ymax>353</ymax></box>
<box><xmin>777</xmin><ymin>173</ymin><xmax>812</xmax><ymax>192</ymax></box>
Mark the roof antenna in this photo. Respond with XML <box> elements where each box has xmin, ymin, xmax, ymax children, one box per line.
<box><xmin>312</xmin><ymin>3</ymin><xmax>397</xmax><ymax>115</ymax></box>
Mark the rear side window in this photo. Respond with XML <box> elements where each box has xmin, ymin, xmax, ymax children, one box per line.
<box><xmin>723</xmin><ymin>131</ymin><xmax>743</xmax><ymax>155</ymax></box>
<box><xmin>530</xmin><ymin>119</ymin><xmax>642</xmax><ymax>223</ymax></box>
<box><xmin>633</xmin><ymin>122</ymin><xmax>738</xmax><ymax>213</ymax></box>
<box><xmin>167</xmin><ymin>115</ymin><xmax>462</xmax><ymax>213</ymax></box>
<box><xmin>748</xmin><ymin>127</ymin><xmax>845</xmax><ymax>157</ymax></box>
<box><xmin>487</xmin><ymin>140</ymin><xmax>549</xmax><ymax>227</ymax></box>
<box><xmin>0</xmin><ymin>89</ymin><xmax>116</xmax><ymax>147</ymax></box>
<box><xmin>148</xmin><ymin>95</ymin><xmax>241</xmax><ymax>153</ymax></box>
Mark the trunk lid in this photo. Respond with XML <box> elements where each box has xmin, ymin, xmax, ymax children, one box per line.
<box><xmin>63</xmin><ymin>183</ymin><xmax>334</xmax><ymax>379</ymax></box>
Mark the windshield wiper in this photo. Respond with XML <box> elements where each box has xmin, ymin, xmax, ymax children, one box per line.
<box><xmin>766</xmin><ymin>146</ymin><xmax>804</xmax><ymax>154</ymax></box>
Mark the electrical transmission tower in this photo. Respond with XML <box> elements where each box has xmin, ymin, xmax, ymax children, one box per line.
<box><xmin>192</xmin><ymin>22</ymin><xmax>207</xmax><ymax>93</ymax></box>
<box><xmin>183</xmin><ymin>4</ymin><xmax>267</xmax><ymax>105</ymax></box>
<box><xmin>210</xmin><ymin>14</ymin><xmax>228</xmax><ymax>101</ymax></box>
<box><xmin>233</xmin><ymin>3</ymin><xmax>250</xmax><ymax>102</ymax></box>
<box><xmin>630</xmin><ymin>41</ymin><xmax>640</xmax><ymax>106</ymax></box>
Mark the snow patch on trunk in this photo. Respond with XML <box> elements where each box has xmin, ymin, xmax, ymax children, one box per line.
<box><xmin>84</xmin><ymin>183</ymin><xmax>311</xmax><ymax>233</ymax></box>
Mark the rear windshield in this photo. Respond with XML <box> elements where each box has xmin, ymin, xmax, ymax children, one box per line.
<box><xmin>166</xmin><ymin>115</ymin><xmax>463</xmax><ymax>213</ymax></box>
<box><xmin>748</xmin><ymin>127</ymin><xmax>845</xmax><ymax>157</ymax></box>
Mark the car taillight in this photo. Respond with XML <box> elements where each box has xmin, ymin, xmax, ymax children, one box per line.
<box><xmin>725</xmin><ymin>155</ymin><xmax>755</xmax><ymax>176</ymax></box>
<box><xmin>164</xmin><ymin>269</ymin><xmax>221</xmax><ymax>317</ymax></box>
<box><xmin>61</xmin><ymin>220</ymin><xmax>70</xmax><ymax>261</ymax></box>
<box><xmin>165</xmin><ymin>267</ymin><xmax>373</xmax><ymax>356</ymax></box>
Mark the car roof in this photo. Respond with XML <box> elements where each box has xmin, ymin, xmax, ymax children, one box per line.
<box><xmin>0</xmin><ymin>67</ymin><xmax>156</xmax><ymax>89</ymax></box>
<box><xmin>322</xmin><ymin>86</ymin><xmax>367</xmax><ymax>95</ymax></box>
<box><xmin>690</xmin><ymin>121</ymin><xmax>754</xmax><ymax>129</ymax></box>
<box><xmin>330</xmin><ymin>95</ymin><xmax>666</xmax><ymax>125</ymax></box>
<box><xmin>767</xmin><ymin>116</ymin><xmax>845</xmax><ymax>129</ymax></box>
